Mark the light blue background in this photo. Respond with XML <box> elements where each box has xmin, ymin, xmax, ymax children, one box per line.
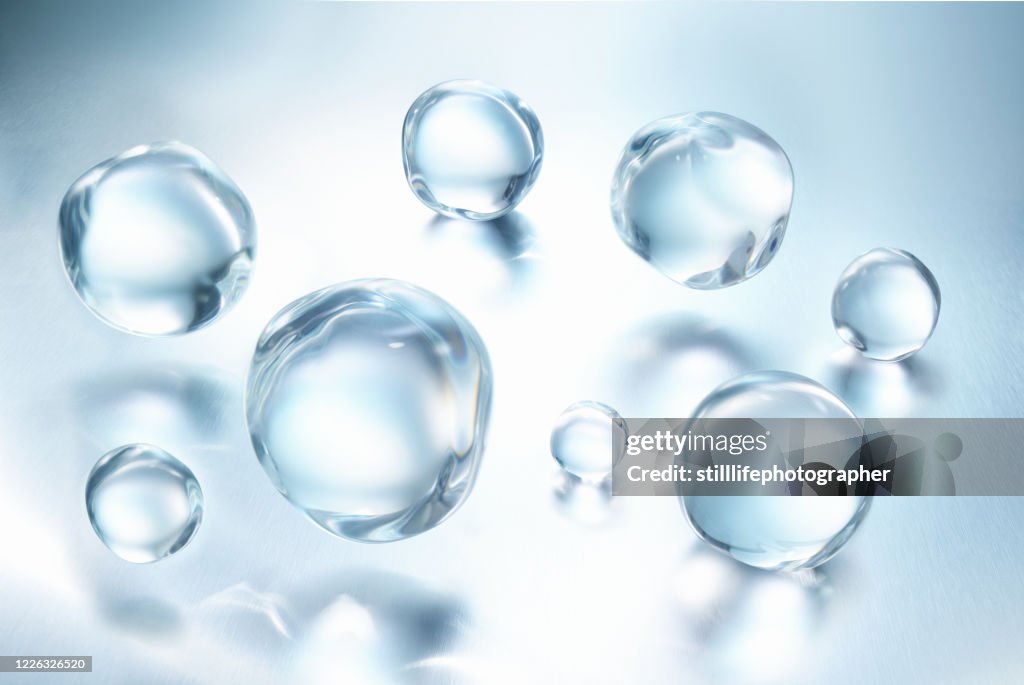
<box><xmin>1</xmin><ymin>1</ymin><xmax>1022</xmax><ymax>683</ymax></box>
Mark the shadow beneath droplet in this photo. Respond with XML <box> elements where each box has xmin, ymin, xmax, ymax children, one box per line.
<box><xmin>72</xmin><ymin>364</ymin><xmax>238</xmax><ymax>454</ymax></box>
<box><xmin>99</xmin><ymin>595</ymin><xmax>184</xmax><ymax>639</ymax></box>
<box><xmin>423</xmin><ymin>213</ymin><xmax>541</xmax><ymax>298</ymax></box>
<box><xmin>426</xmin><ymin>212</ymin><xmax>536</xmax><ymax>262</ymax></box>
<box><xmin>824</xmin><ymin>347</ymin><xmax>944</xmax><ymax>416</ymax></box>
<box><xmin>674</xmin><ymin>544</ymin><xmax>838</xmax><ymax>684</ymax></box>
<box><xmin>552</xmin><ymin>471</ymin><xmax>614</xmax><ymax>525</ymax></box>
<box><xmin>283</xmin><ymin>570</ymin><xmax>468</xmax><ymax>684</ymax></box>
<box><xmin>610</xmin><ymin>314</ymin><xmax>761</xmax><ymax>417</ymax></box>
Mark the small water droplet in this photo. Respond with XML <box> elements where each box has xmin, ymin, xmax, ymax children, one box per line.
<box><xmin>246</xmin><ymin>279</ymin><xmax>492</xmax><ymax>542</ymax></box>
<box><xmin>59</xmin><ymin>142</ymin><xmax>256</xmax><ymax>336</ymax></box>
<box><xmin>832</xmin><ymin>247</ymin><xmax>940</xmax><ymax>361</ymax></box>
<box><xmin>550</xmin><ymin>401</ymin><xmax>627</xmax><ymax>483</ymax></box>
<box><xmin>611</xmin><ymin>112</ymin><xmax>793</xmax><ymax>289</ymax></box>
<box><xmin>85</xmin><ymin>444</ymin><xmax>204</xmax><ymax>563</ymax></box>
<box><xmin>403</xmin><ymin>80</ymin><xmax>543</xmax><ymax>220</ymax></box>
<box><xmin>680</xmin><ymin>371</ymin><xmax>869</xmax><ymax>571</ymax></box>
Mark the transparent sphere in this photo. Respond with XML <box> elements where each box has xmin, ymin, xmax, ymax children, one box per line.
<box><xmin>59</xmin><ymin>141</ymin><xmax>256</xmax><ymax>336</ymax></box>
<box><xmin>611</xmin><ymin>112</ymin><xmax>793</xmax><ymax>289</ymax></box>
<box><xmin>246</xmin><ymin>279</ymin><xmax>493</xmax><ymax>543</ymax></box>
<box><xmin>550</xmin><ymin>401</ymin><xmax>628</xmax><ymax>482</ymax></box>
<box><xmin>402</xmin><ymin>80</ymin><xmax>544</xmax><ymax>221</ymax></box>
<box><xmin>832</xmin><ymin>247</ymin><xmax>941</xmax><ymax>362</ymax></box>
<box><xmin>85</xmin><ymin>444</ymin><xmax>204</xmax><ymax>563</ymax></box>
<box><xmin>681</xmin><ymin>371</ymin><xmax>869</xmax><ymax>571</ymax></box>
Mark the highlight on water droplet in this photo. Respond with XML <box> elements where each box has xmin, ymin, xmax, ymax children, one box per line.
<box><xmin>402</xmin><ymin>80</ymin><xmax>544</xmax><ymax>221</ymax></box>
<box><xmin>85</xmin><ymin>444</ymin><xmax>204</xmax><ymax>563</ymax></box>
<box><xmin>550</xmin><ymin>401</ymin><xmax>627</xmax><ymax>483</ymax></box>
<box><xmin>680</xmin><ymin>371</ymin><xmax>870</xmax><ymax>571</ymax></box>
<box><xmin>59</xmin><ymin>141</ymin><xmax>256</xmax><ymax>336</ymax></box>
<box><xmin>246</xmin><ymin>278</ymin><xmax>492</xmax><ymax>543</ymax></box>
<box><xmin>832</xmin><ymin>247</ymin><xmax>940</xmax><ymax>362</ymax></box>
<box><xmin>611</xmin><ymin>112</ymin><xmax>793</xmax><ymax>289</ymax></box>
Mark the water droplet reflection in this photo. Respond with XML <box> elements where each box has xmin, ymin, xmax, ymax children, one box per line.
<box><xmin>612</xmin><ymin>315</ymin><xmax>757</xmax><ymax>416</ymax></box>
<box><xmin>423</xmin><ymin>213</ymin><xmax>541</xmax><ymax>298</ymax></box>
<box><xmin>197</xmin><ymin>583</ymin><xmax>294</xmax><ymax>647</ymax></box>
<box><xmin>73</xmin><ymin>365</ymin><xmax>236</xmax><ymax>453</ymax></box>
<box><xmin>553</xmin><ymin>472</ymin><xmax>614</xmax><ymax>526</ymax></box>
<box><xmin>675</xmin><ymin>545</ymin><xmax>834</xmax><ymax>684</ymax></box>
<box><xmin>286</xmin><ymin>572</ymin><xmax>467</xmax><ymax>685</ymax></box>
<box><xmin>427</xmin><ymin>212</ymin><xmax>536</xmax><ymax>262</ymax></box>
<box><xmin>824</xmin><ymin>347</ymin><xmax>943</xmax><ymax>416</ymax></box>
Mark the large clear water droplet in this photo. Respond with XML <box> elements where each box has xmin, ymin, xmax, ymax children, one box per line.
<box><xmin>85</xmin><ymin>444</ymin><xmax>204</xmax><ymax>563</ymax></box>
<box><xmin>246</xmin><ymin>279</ymin><xmax>492</xmax><ymax>543</ymax></box>
<box><xmin>681</xmin><ymin>371</ymin><xmax>869</xmax><ymax>571</ymax></box>
<box><xmin>60</xmin><ymin>142</ymin><xmax>256</xmax><ymax>336</ymax></box>
<box><xmin>550</xmin><ymin>401</ymin><xmax>627</xmax><ymax>483</ymax></box>
<box><xmin>402</xmin><ymin>80</ymin><xmax>544</xmax><ymax>221</ymax></box>
<box><xmin>832</xmin><ymin>247</ymin><xmax>940</xmax><ymax>362</ymax></box>
<box><xmin>611</xmin><ymin>112</ymin><xmax>793</xmax><ymax>289</ymax></box>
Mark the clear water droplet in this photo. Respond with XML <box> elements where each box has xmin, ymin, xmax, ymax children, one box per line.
<box><xmin>85</xmin><ymin>444</ymin><xmax>204</xmax><ymax>563</ymax></box>
<box><xmin>60</xmin><ymin>142</ymin><xmax>256</xmax><ymax>336</ymax></box>
<box><xmin>550</xmin><ymin>401</ymin><xmax>627</xmax><ymax>482</ymax></box>
<box><xmin>611</xmin><ymin>112</ymin><xmax>793</xmax><ymax>289</ymax></box>
<box><xmin>832</xmin><ymin>247</ymin><xmax>940</xmax><ymax>362</ymax></box>
<box><xmin>403</xmin><ymin>80</ymin><xmax>543</xmax><ymax>221</ymax></box>
<box><xmin>681</xmin><ymin>371</ymin><xmax>869</xmax><ymax>571</ymax></box>
<box><xmin>246</xmin><ymin>279</ymin><xmax>492</xmax><ymax>543</ymax></box>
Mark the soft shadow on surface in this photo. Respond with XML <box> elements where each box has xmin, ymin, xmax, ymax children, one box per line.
<box><xmin>552</xmin><ymin>471</ymin><xmax>614</xmax><ymax>525</ymax></box>
<box><xmin>282</xmin><ymin>571</ymin><xmax>469</xmax><ymax>685</ymax></box>
<box><xmin>72</xmin><ymin>364</ymin><xmax>238</xmax><ymax>452</ymax></box>
<box><xmin>825</xmin><ymin>347</ymin><xmax>944</xmax><ymax>416</ymax></box>
<box><xmin>93</xmin><ymin>571</ymin><xmax>469</xmax><ymax>683</ymax></box>
<box><xmin>98</xmin><ymin>594</ymin><xmax>184</xmax><ymax>639</ymax></box>
<box><xmin>426</xmin><ymin>212</ymin><xmax>536</xmax><ymax>261</ymax></box>
<box><xmin>423</xmin><ymin>213</ymin><xmax>541</xmax><ymax>295</ymax></box>
<box><xmin>674</xmin><ymin>544</ymin><xmax>838</xmax><ymax>684</ymax></box>
<box><xmin>90</xmin><ymin>581</ymin><xmax>293</xmax><ymax>683</ymax></box>
<box><xmin>610</xmin><ymin>314</ymin><xmax>761</xmax><ymax>417</ymax></box>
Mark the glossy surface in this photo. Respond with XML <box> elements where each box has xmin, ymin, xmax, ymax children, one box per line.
<box><xmin>3</xmin><ymin>3</ymin><xmax>1024</xmax><ymax>684</ymax></box>
<box><xmin>681</xmin><ymin>371</ymin><xmax>870</xmax><ymax>571</ymax></box>
<box><xmin>85</xmin><ymin>444</ymin><xmax>204</xmax><ymax>563</ymax></box>
<box><xmin>611</xmin><ymin>112</ymin><xmax>793</xmax><ymax>289</ymax></box>
<box><xmin>403</xmin><ymin>80</ymin><xmax>543</xmax><ymax>220</ymax></box>
<box><xmin>59</xmin><ymin>142</ymin><xmax>256</xmax><ymax>336</ymax></box>
<box><xmin>832</xmin><ymin>247</ymin><xmax>941</xmax><ymax>361</ymax></box>
<box><xmin>550</xmin><ymin>401</ymin><xmax>627</xmax><ymax>482</ymax></box>
<box><xmin>246</xmin><ymin>279</ymin><xmax>492</xmax><ymax>542</ymax></box>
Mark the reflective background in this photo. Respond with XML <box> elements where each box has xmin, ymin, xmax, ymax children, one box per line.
<box><xmin>1</xmin><ymin>1</ymin><xmax>1023</xmax><ymax>682</ymax></box>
